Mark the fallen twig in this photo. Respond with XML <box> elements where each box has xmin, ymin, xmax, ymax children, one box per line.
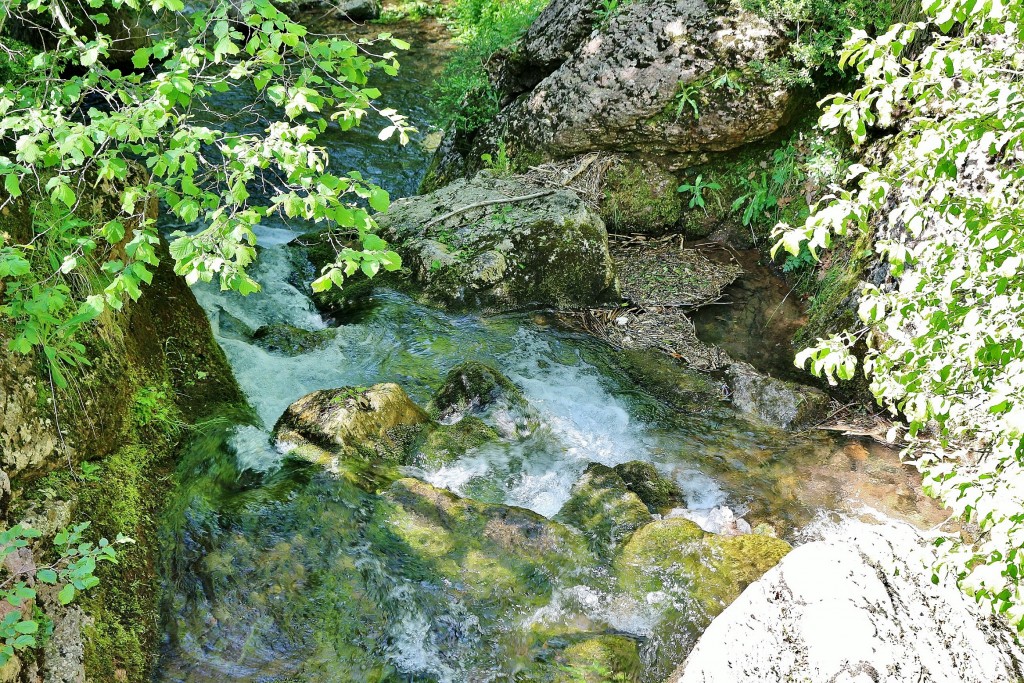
<box><xmin>423</xmin><ymin>189</ymin><xmax>558</xmax><ymax>229</ymax></box>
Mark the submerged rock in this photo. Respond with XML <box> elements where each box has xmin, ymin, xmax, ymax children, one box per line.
<box><xmin>430</xmin><ymin>361</ymin><xmax>536</xmax><ymax>440</ymax></box>
<box><xmin>557</xmin><ymin>634</ymin><xmax>642</xmax><ymax>683</ymax></box>
<box><xmin>273</xmin><ymin>384</ymin><xmax>429</xmax><ymax>484</ymax></box>
<box><xmin>615</xmin><ymin>517</ymin><xmax>791</xmax><ymax>680</ymax></box>
<box><xmin>413</xmin><ymin>417</ymin><xmax>500</xmax><ymax>469</ymax></box>
<box><xmin>670</xmin><ymin>519</ymin><xmax>1024</xmax><ymax>683</ymax></box>
<box><xmin>377</xmin><ymin>173</ymin><xmax>617</xmax><ymax>310</ymax></box>
<box><xmin>666</xmin><ymin>505</ymin><xmax>752</xmax><ymax>536</ymax></box>
<box><xmin>376</xmin><ymin>478</ymin><xmax>592</xmax><ymax>606</ymax></box>
<box><xmin>726</xmin><ymin>361</ymin><xmax>830</xmax><ymax>430</ymax></box>
<box><xmin>613</xmin><ymin>461</ymin><xmax>683</xmax><ymax>513</ymax></box>
<box><xmin>555</xmin><ymin>463</ymin><xmax>651</xmax><ymax>555</ymax></box>
<box><xmin>252</xmin><ymin>324</ymin><xmax>335</xmax><ymax>356</ymax></box>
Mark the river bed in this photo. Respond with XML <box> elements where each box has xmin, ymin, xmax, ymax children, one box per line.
<box><xmin>153</xmin><ymin>16</ymin><xmax>942</xmax><ymax>683</ymax></box>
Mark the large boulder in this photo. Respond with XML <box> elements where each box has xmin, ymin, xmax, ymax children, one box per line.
<box><xmin>615</xmin><ymin>517</ymin><xmax>791</xmax><ymax>680</ymax></box>
<box><xmin>272</xmin><ymin>384</ymin><xmax>429</xmax><ymax>485</ymax></box>
<box><xmin>492</xmin><ymin>0</ymin><xmax>793</xmax><ymax>169</ymax></box>
<box><xmin>555</xmin><ymin>463</ymin><xmax>651</xmax><ymax>555</ymax></box>
<box><xmin>377</xmin><ymin>173</ymin><xmax>617</xmax><ymax>310</ymax></box>
<box><xmin>725</xmin><ymin>361</ymin><xmax>830</xmax><ymax>430</ymax></box>
<box><xmin>670</xmin><ymin>520</ymin><xmax>1024</xmax><ymax>683</ymax></box>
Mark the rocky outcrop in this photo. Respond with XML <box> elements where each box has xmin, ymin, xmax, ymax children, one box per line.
<box><xmin>670</xmin><ymin>519</ymin><xmax>1024</xmax><ymax>683</ymax></box>
<box><xmin>726</xmin><ymin>360</ymin><xmax>830</xmax><ymax>430</ymax></box>
<box><xmin>273</xmin><ymin>384</ymin><xmax>429</xmax><ymax>475</ymax></box>
<box><xmin>377</xmin><ymin>172</ymin><xmax>617</xmax><ymax>310</ymax></box>
<box><xmin>430</xmin><ymin>0</ymin><xmax>794</xmax><ymax>187</ymax></box>
<box><xmin>555</xmin><ymin>463</ymin><xmax>651</xmax><ymax>555</ymax></box>
<box><xmin>0</xmin><ymin>199</ymin><xmax>241</xmax><ymax>480</ymax></box>
<box><xmin>496</xmin><ymin>0</ymin><xmax>792</xmax><ymax>167</ymax></box>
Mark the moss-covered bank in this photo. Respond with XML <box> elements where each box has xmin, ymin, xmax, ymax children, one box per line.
<box><xmin>2</xmin><ymin>194</ymin><xmax>244</xmax><ymax>681</ymax></box>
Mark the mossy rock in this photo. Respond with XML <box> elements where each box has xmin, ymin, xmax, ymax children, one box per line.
<box><xmin>432</xmin><ymin>360</ymin><xmax>526</xmax><ymax>420</ymax></box>
<box><xmin>273</xmin><ymin>384</ymin><xmax>430</xmax><ymax>489</ymax></box>
<box><xmin>557</xmin><ymin>634</ymin><xmax>642</xmax><ymax>683</ymax></box>
<box><xmin>414</xmin><ymin>416</ymin><xmax>501</xmax><ymax>469</ymax></box>
<box><xmin>614</xmin><ymin>517</ymin><xmax>791</xmax><ymax>679</ymax></box>
<box><xmin>373</xmin><ymin>478</ymin><xmax>593</xmax><ymax>608</ymax></box>
<box><xmin>555</xmin><ymin>463</ymin><xmax>651</xmax><ymax>556</ymax></box>
<box><xmin>613</xmin><ymin>461</ymin><xmax>683</xmax><ymax>513</ymax></box>
<box><xmin>252</xmin><ymin>323</ymin><xmax>335</xmax><ymax>356</ymax></box>
<box><xmin>600</xmin><ymin>159</ymin><xmax>682</xmax><ymax>235</ymax></box>
<box><xmin>377</xmin><ymin>173</ymin><xmax>617</xmax><ymax>311</ymax></box>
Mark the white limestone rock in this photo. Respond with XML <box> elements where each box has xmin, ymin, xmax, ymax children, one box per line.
<box><xmin>670</xmin><ymin>519</ymin><xmax>1024</xmax><ymax>683</ymax></box>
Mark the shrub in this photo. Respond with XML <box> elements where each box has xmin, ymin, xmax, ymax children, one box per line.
<box><xmin>775</xmin><ymin>0</ymin><xmax>1024</xmax><ymax>627</ymax></box>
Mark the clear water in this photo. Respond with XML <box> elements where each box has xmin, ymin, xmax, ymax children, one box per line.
<box><xmin>155</xmin><ymin>16</ymin><xmax>939</xmax><ymax>683</ymax></box>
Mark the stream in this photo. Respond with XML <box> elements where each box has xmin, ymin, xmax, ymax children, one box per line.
<box><xmin>153</xmin><ymin>16</ymin><xmax>940</xmax><ymax>683</ymax></box>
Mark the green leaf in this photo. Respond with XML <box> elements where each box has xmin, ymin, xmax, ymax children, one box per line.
<box><xmin>368</xmin><ymin>188</ymin><xmax>389</xmax><ymax>213</ymax></box>
<box><xmin>13</xmin><ymin>620</ymin><xmax>38</xmax><ymax>635</ymax></box>
<box><xmin>58</xmin><ymin>584</ymin><xmax>75</xmax><ymax>605</ymax></box>
<box><xmin>131</xmin><ymin>48</ymin><xmax>151</xmax><ymax>69</ymax></box>
<box><xmin>4</xmin><ymin>173</ymin><xmax>21</xmax><ymax>199</ymax></box>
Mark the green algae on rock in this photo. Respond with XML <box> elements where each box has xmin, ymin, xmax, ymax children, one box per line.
<box><xmin>614</xmin><ymin>461</ymin><xmax>684</xmax><ymax>514</ymax></box>
<box><xmin>375</xmin><ymin>478</ymin><xmax>593</xmax><ymax>607</ymax></box>
<box><xmin>555</xmin><ymin>463</ymin><xmax>651</xmax><ymax>556</ymax></box>
<box><xmin>614</xmin><ymin>517</ymin><xmax>791</xmax><ymax>681</ymax></box>
<box><xmin>413</xmin><ymin>417</ymin><xmax>501</xmax><ymax>469</ymax></box>
<box><xmin>273</xmin><ymin>384</ymin><xmax>429</xmax><ymax>488</ymax></box>
<box><xmin>557</xmin><ymin>634</ymin><xmax>643</xmax><ymax>683</ymax></box>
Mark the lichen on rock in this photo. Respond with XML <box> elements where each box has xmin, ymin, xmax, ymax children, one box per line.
<box><xmin>376</xmin><ymin>172</ymin><xmax>618</xmax><ymax>311</ymax></box>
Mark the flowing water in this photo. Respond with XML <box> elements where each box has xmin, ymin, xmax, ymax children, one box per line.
<box><xmin>154</xmin><ymin>17</ymin><xmax>941</xmax><ymax>683</ymax></box>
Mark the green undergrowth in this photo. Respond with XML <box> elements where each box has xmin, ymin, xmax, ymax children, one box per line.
<box><xmin>433</xmin><ymin>0</ymin><xmax>550</xmax><ymax>132</ymax></box>
<box><xmin>676</xmin><ymin>109</ymin><xmax>853</xmax><ymax>250</ymax></box>
<box><xmin>374</xmin><ymin>0</ymin><xmax>446</xmax><ymax>23</ymax></box>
